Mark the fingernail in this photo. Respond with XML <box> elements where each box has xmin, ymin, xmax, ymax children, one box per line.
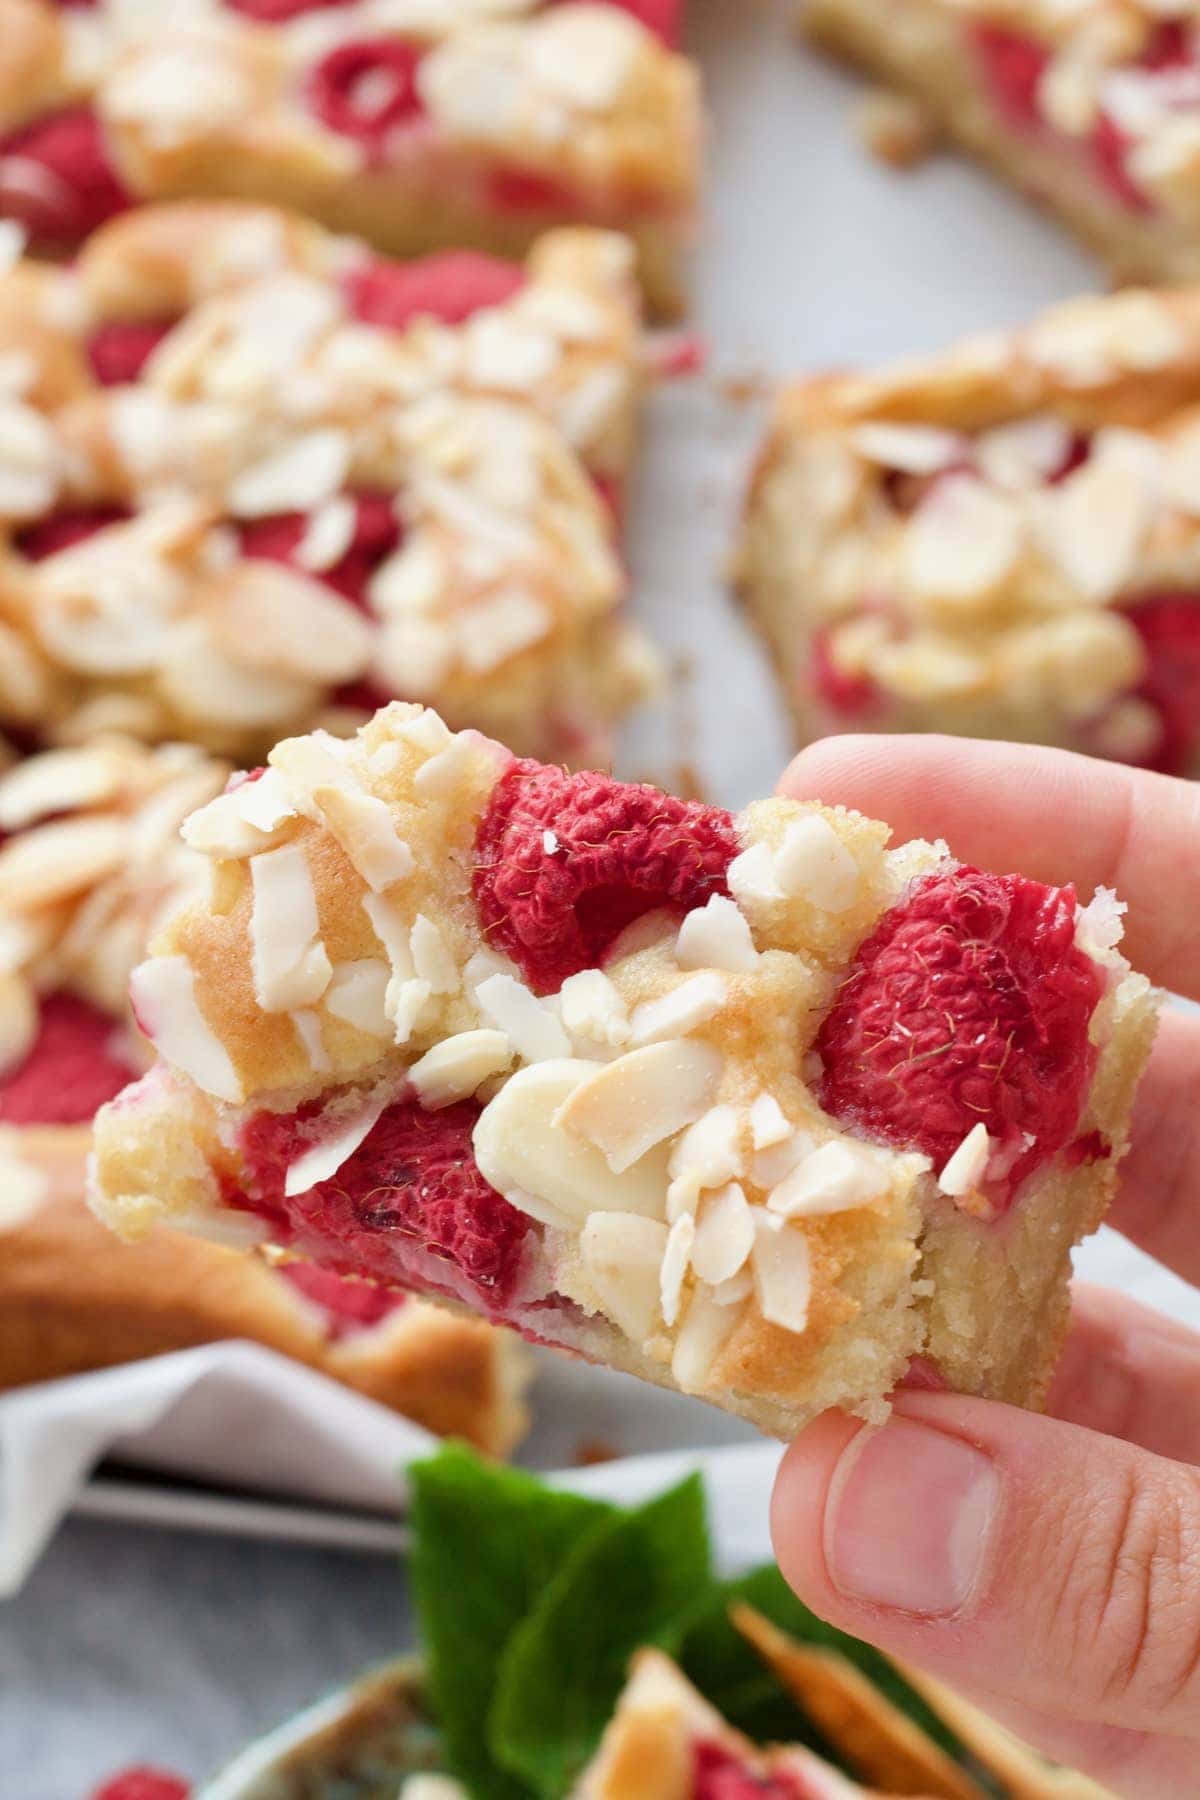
<box><xmin>824</xmin><ymin>1417</ymin><xmax>999</xmax><ymax>1617</ymax></box>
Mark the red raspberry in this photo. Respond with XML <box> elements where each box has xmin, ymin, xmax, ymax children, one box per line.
<box><xmin>815</xmin><ymin>867</ymin><xmax>1102</xmax><ymax>1204</ymax></box>
<box><xmin>306</xmin><ymin>41</ymin><xmax>426</xmax><ymax>156</ymax></box>
<box><xmin>811</xmin><ymin>627</ymin><xmax>879</xmax><ymax>721</ymax></box>
<box><xmin>238</xmin><ymin>490</ymin><xmax>400</xmax><ymax>611</ymax></box>
<box><xmin>343</xmin><ymin>251</ymin><xmax>525</xmax><ymax>331</ymax></box>
<box><xmin>0</xmin><ymin>994</ymin><xmax>140</xmax><ymax>1126</ymax></box>
<box><xmin>969</xmin><ymin>24</ymin><xmax>1050</xmax><ymax>132</ymax></box>
<box><xmin>473</xmin><ymin>762</ymin><xmax>739</xmax><ymax>995</ymax></box>
<box><xmin>1119</xmin><ymin>594</ymin><xmax>1200</xmax><ymax>774</ymax></box>
<box><xmin>88</xmin><ymin>1773</ymin><xmax>190</xmax><ymax>1800</ymax></box>
<box><xmin>277</xmin><ymin>1260</ymin><xmax>406</xmax><ymax>1339</ymax></box>
<box><xmin>86</xmin><ymin>320</ymin><xmax>175</xmax><ymax>386</ymax></box>
<box><xmin>15</xmin><ymin>506</ymin><xmax>130</xmax><ymax>562</ymax></box>
<box><xmin>1091</xmin><ymin>111</ymin><xmax>1150</xmax><ymax>211</ymax></box>
<box><xmin>0</xmin><ymin>107</ymin><xmax>130</xmax><ymax>246</ymax></box>
<box><xmin>225</xmin><ymin>0</ymin><xmax>354</xmax><ymax>18</ymax></box>
<box><xmin>485</xmin><ymin>165</ymin><xmax>575</xmax><ymax>215</ymax></box>
<box><xmin>234</xmin><ymin>1096</ymin><xmax>534</xmax><ymax>1309</ymax></box>
<box><xmin>693</xmin><ymin>1741</ymin><xmax>803</xmax><ymax>1800</ymax></box>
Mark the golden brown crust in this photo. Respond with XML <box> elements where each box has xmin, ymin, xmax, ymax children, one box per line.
<box><xmin>0</xmin><ymin>1124</ymin><xmax>528</xmax><ymax>1455</ymax></box>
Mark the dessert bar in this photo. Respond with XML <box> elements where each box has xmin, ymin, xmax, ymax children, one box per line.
<box><xmin>90</xmin><ymin>703</ymin><xmax>1157</xmax><ymax>1436</ymax></box>
<box><xmin>0</xmin><ymin>0</ymin><xmax>697</xmax><ymax>311</ymax></box>
<box><xmin>804</xmin><ymin>0</ymin><xmax>1200</xmax><ymax>288</ymax></box>
<box><xmin>739</xmin><ymin>284</ymin><xmax>1200</xmax><ymax>775</ymax></box>
<box><xmin>0</xmin><ymin>734</ymin><xmax>526</xmax><ymax>1451</ymax></box>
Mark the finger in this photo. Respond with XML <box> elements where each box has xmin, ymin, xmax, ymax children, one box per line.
<box><xmin>778</xmin><ymin>735</ymin><xmax>1200</xmax><ymax>999</ymax></box>
<box><xmin>771</xmin><ymin>1393</ymin><xmax>1200</xmax><ymax>1740</ymax></box>
<box><xmin>1048</xmin><ymin>1284</ymin><xmax>1200</xmax><ymax>1465</ymax></box>
<box><xmin>902</xmin><ymin>1668</ymin><xmax>1195</xmax><ymax>1799</ymax></box>
<box><xmin>1109</xmin><ymin>1004</ymin><xmax>1200</xmax><ymax>1287</ymax></box>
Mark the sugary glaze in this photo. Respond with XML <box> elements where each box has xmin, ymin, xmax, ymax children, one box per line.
<box><xmin>0</xmin><ymin>202</ymin><xmax>656</xmax><ymax>765</ymax></box>
<box><xmin>89</xmin><ymin>702</ymin><xmax>1158</xmax><ymax>1436</ymax></box>
<box><xmin>739</xmin><ymin>281</ymin><xmax>1200</xmax><ymax>775</ymax></box>
<box><xmin>0</xmin><ymin>1</ymin><xmax>698</xmax><ymax>309</ymax></box>
<box><xmin>805</xmin><ymin>0</ymin><xmax>1200</xmax><ymax>289</ymax></box>
<box><xmin>572</xmin><ymin>1650</ymin><xmax>873</xmax><ymax>1798</ymax></box>
<box><xmin>0</xmin><ymin>733</ymin><xmax>527</xmax><ymax>1452</ymax></box>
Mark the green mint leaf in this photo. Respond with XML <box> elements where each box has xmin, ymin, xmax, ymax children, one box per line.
<box><xmin>409</xmin><ymin>1444</ymin><xmax>614</xmax><ymax>1800</ymax></box>
<box><xmin>490</xmin><ymin>1472</ymin><xmax>713</xmax><ymax>1797</ymax></box>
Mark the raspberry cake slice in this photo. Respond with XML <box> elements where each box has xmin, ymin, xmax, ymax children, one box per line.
<box><xmin>0</xmin><ymin>206</ymin><xmax>654</xmax><ymax>766</ymax></box>
<box><xmin>0</xmin><ymin>1</ymin><xmax>696</xmax><ymax>312</ymax></box>
<box><xmin>739</xmin><ymin>283</ymin><xmax>1200</xmax><ymax>777</ymax></box>
<box><xmin>89</xmin><ymin>703</ymin><xmax>1157</xmax><ymax>1434</ymax></box>
<box><xmin>572</xmin><ymin>1649</ymin><xmax>885</xmax><ymax>1797</ymax></box>
<box><xmin>0</xmin><ymin>734</ymin><xmax>527</xmax><ymax>1452</ymax></box>
<box><xmin>804</xmin><ymin>0</ymin><xmax>1200</xmax><ymax>287</ymax></box>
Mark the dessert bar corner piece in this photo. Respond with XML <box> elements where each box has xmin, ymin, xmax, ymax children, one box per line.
<box><xmin>0</xmin><ymin>734</ymin><xmax>528</xmax><ymax>1455</ymax></box>
<box><xmin>89</xmin><ymin>702</ymin><xmax>1158</xmax><ymax>1437</ymax></box>
<box><xmin>739</xmin><ymin>282</ymin><xmax>1200</xmax><ymax>776</ymax></box>
<box><xmin>803</xmin><ymin>0</ymin><xmax>1200</xmax><ymax>287</ymax></box>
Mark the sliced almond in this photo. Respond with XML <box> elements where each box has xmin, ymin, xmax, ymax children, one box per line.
<box><xmin>579</xmin><ymin>1211</ymin><xmax>669</xmax><ymax>1342</ymax></box>
<box><xmin>774</xmin><ymin>815</ymin><xmax>860</xmax><ymax>914</ymax></box>
<box><xmin>473</xmin><ymin>1059</ymin><xmax>672</xmax><ymax>1227</ymax></box>
<box><xmin>938</xmin><ymin>1122</ymin><xmax>992</xmax><ymax>1199</ymax></box>
<box><xmin>767</xmin><ymin>1140</ymin><xmax>889</xmax><ymax>1219</ymax></box>
<box><xmin>313</xmin><ymin>786</ymin><xmax>415</xmax><ymax>892</ymax></box>
<box><xmin>671</xmin><ymin>1284</ymin><xmax>739</xmax><ymax>1395</ymax></box>
<box><xmin>475</xmin><ymin>971</ymin><xmax>570</xmax><ymax>1063</ymax></box>
<box><xmin>409</xmin><ymin>913</ymin><xmax>459</xmax><ymax>995</ymax></box>
<box><xmin>324</xmin><ymin>959</ymin><xmax>391</xmax><ymax>1038</ymax></box>
<box><xmin>408</xmin><ymin>1029</ymin><xmax>512</xmax><ymax>1108</ymax></box>
<box><xmin>627</xmin><ymin>973</ymin><xmax>728</xmax><ymax>1048</ymax></box>
<box><xmin>0</xmin><ymin>745</ymin><xmax>130</xmax><ymax>830</ymax></box>
<box><xmin>750</xmin><ymin>1210</ymin><xmax>811</xmax><ymax>1335</ymax></box>
<box><xmin>555</xmin><ymin>1039</ymin><xmax>724</xmax><ymax>1174</ymax></box>
<box><xmin>659</xmin><ymin>1212</ymin><xmax>695</xmax><ymax>1326</ymax></box>
<box><xmin>250</xmin><ymin>842</ymin><xmax>331</xmax><ymax>1013</ymax></box>
<box><xmin>749</xmin><ymin>1093</ymin><xmax>790</xmax><ymax>1151</ymax></box>
<box><xmin>558</xmin><ymin>967</ymin><xmax>630</xmax><ymax>1050</ymax></box>
<box><xmin>691</xmin><ymin>1182</ymin><xmax>756</xmax><ymax>1287</ymax></box>
<box><xmin>284</xmin><ymin>1096</ymin><xmax>386</xmax><ymax>1197</ymax></box>
<box><xmin>129</xmin><ymin>954</ymin><xmax>242</xmax><ymax>1103</ymax></box>
<box><xmin>0</xmin><ymin>818</ymin><xmax>128</xmax><ymax>910</ymax></box>
<box><xmin>675</xmin><ymin>894</ymin><xmax>759</xmax><ymax>974</ymax></box>
<box><xmin>0</xmin><ymin>972</ymin><xmax>37</xmax><ymax>1078</ymax></box>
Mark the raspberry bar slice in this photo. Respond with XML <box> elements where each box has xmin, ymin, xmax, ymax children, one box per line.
<box><xmin>804</xmin><ymin>0</ymin><xmax>1200</xmax><ymax>287</ymax></box>
<box><xmin>0</xmin><ymin>735</ymin><xmax>527</xmax><ymax>1453</ymax></box>
<box><xmin>573</xmin><ymin>1649</ymin><xmax>881</xmax><ymax>1797</ymax></box>
<box><xmin>0</xmin><ymin>207</ymin><xmax>654</xmax><ymax>766</ymax></box>
<box><xmin>88</xmin><ymin>703</ymin><xmax>1157</xmax><ymax>1435</ymax></box>
<box><xmin>0</xmin><ymin>1</ymin><xmax>697</xmax><ymax>312</ymax></box>
<box><xmin>739</xmin><ymin>284</ymin><xmax>1200</xmax><ymax>776</ymax></box>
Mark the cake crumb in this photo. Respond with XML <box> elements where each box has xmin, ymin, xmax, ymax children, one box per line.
<box><xmin>855</xmin><ymin>88</ymin><xmax>938</xmax><ymax>169</ymax></box>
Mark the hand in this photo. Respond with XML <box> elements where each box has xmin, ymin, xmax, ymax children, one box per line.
<box><xmin>769</xmin><ymin>736</ymin><xmax>1200</xmax><ymax>1798</ymax></box>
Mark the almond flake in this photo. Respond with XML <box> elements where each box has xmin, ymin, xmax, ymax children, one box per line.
<box><xmin>556</xmin><ymin>1039</ymin><xmax>724</xmax><ymax>1174</ymax></box>
<box><xmin>671</xmin><ymin>1285</ymin><xmax>738</xmax><ymax>1394</ymax></box>
<box><xmin>774</xmin><ymin>815</ymin><xmax>860</xmax><ymax>914</ymax></box>
<box><xmin>0</xmin><ymin>818</ymin><xmax>128</xmax><ymax>910</ymax></box>
<box><xmin>473</xmin><ymin>1058</ymin><xmax>672</xmax><ymax>1226</ymax></box>
<box><xmin>711</xmin><ymin>1269</ymin><xmax>754</xmax><ymax>1307</ymax></box>
<box><xmin>410</xmin><ymin>913</ymin><xmax>460</xmax><ymax>995</ymax></box>
<box><xmin>938</xmin><ymin>1122</ymin><xmax>992</xmax><ymax>1198</ymax></box>
<box><xmin>456</xmin><ymin>588</ymin><xmax>550</xmax><ymax>673</ymax></box>
<box><xmin>229</xmin><ymin>428</ymin><xmax>351</xmax><ymax>517</ymax></box>
<box><xmin>389</xmin><ymin>976</ymin><xmax>433</xmax><ymax>1044</ymax></box>
<box><xmin>666</xmin><ymin>1104</ymin><xmax>743</xmax><ymax>1221</ymax></box>
<box><xmin>558</xmin><ymin>968</ymin><xmax>630</xmax><ymax>1050</ymax></box>
<box><xmin>314</xmin><ymin>786</ymin><xmax>415</xmax><ymax>892</ymax></box>
<box><xmin>750</xmin><ymin>1210</ymin><xmax>811</xmax><ymax>1335</ymax></box>
<box><xmin>294</xmin><ymin>495</ymin><xmax>357</xmax><ymax>572</ymax></box>
<box><xmin>749</xmin><ymin>1093</ymin><xmax>790</xmax><ymax>1150</ymax></box>
<box><xmin>363</xmin><ymin>891</ymin><xmax>415</xmax><ymax>981</ymax></box>
<box><xmin>129</xmin><ymin>955</ymin><xmax>242</xmax><ymax>1102</ymax></box>
<box><xmin>237</xmin><ymin>767</ymin><xmax>301</xmax><ymax>834</ymax></box>
<box><xmin>284</xmin><ymin>1096</ymin><xmax>386</xmax><ymax>1198</ymax></box>
<box><xmin>291</xmin><ymin>1009</ymin><xmax>330</xmax><ymax>1073</ymax></box>
<box><xmin>1038</xmin><ymin>432</ymin><xmax>1158</xmax><ymax>602</ymax></box>
<box><xmin>413</xmin><ymin>734</ymin><xmax>478</xmax><ymax>798</ymax></box>
<box><xmin>0</xmin><ymin>973</ymin><xmax>37</xmax><ymax>1078</ymax></box>
<box><xmin>409</xmin><ymin>1029</ymin><xmax>512</xmax><ymax>1108</ymax></box>
<box><xmin>675</xmin><ymin>895</ymin><xmax>759</xmax><ymax>973</ymax></box>
<box><xmin>727</xmin><ymin>840</ymin><xmax>784</xmax><ymax>908</ymax></box>
<box><xmin>324</xmin><ymin>959</ymin><xmax>391</xmax><ymax>1037</ymax></box>
<box><xmin>627</xmin><ymin>972</ymin><xmax>728</xmax><ymax>1047</ymax></box>
<box><xmin>250</xmin><ymin>843</ymin><xmax>332</xmax><ymax>1013</ymax></box>
<box><xmin>476</xmin><ymin>971</ymin><xmax>570</xmax><ymax>1062</ymax></box>
<box><xmin>905</xmin><ymin>476</ymin><xmax>1024</xmax><ymax>603</ymax></box>
<box><xmin>659</xmin><ymin>1212</ymin><xmax>695</xmax><ymax>1326</ymax></box>
<box><xmin>752</xmin><ymin>1128</ymin><xmax>816</xmax><ymax>1190</ymax></box>
<box><xmin>0</xmin><ymin>746</ymin><xmax>128</xmax><ymax>830</ymax></box>
<box><xmin>691</xmin><ymin>1182</ymin><xmax>755</xmax><ymax>1287</ymax></box>
<box><xmin>768</xmin><ymin>1139</ymin><xmax>889</xmax><ymax>1218</ymax></box>
<box><xmin>579</xmin><ymin>1211</ymin><xmax>668</xmax><ymax>1342</ymax></box>
<box><xmin>850</xmin><ymin>422</ymin><xmax>964</xmax><ymax>474</ymax></box>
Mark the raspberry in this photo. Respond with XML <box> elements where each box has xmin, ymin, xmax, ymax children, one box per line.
<box><xmin>88</xmin><ymin>1773</ymin><xmax>190</xmax><ymax>1800</ymax></box>
<box><xmin>238</xmin><ymin>490</ymin><xmax>400</xmax><ymax>611</ymax></box>
<box><xmin>343</xmin><ymin>251</ymin><xmax>525</xmax><ymax>331</ymax></box>
<box><xmin>225</xmin><ymin>0</ymin><xmax>354</xmax><ymax>18</ymax></box>
<box><xmin>485</xmin><ymin>165</ymin><xmax>576</xmax><ymax>215</ymax></box>
<box><xmin>0</xmin><ymin>994</ymin><xmax>139</xmax><ymax>1126</ymax></box>
<box><xmin>473</xmin><ymin>762</ymin><xmax>739</xmax><ymax>995</ymax></box>
<box><xmin>693</xmin><ymin>1741</ymin><xmax>803</xmax><ymax>1800</ymax></box>
<box><xmin>86</xmin><ymin>320</ymin><xmax>175</xmax><ymax>387</ymax></box>
<box><xmin>0</xmin><ymin>107</ymin><xmax>130</xmax><ymax>245</ymax></box>
<box><xmin>969</xmin><ymin>25</ymin><xmax>1050</xmax><ymax>132</ymax></box>
<box><xmin>277</xmin><ymin>1259</ymin><xmax>406</xmax><ymax>1339</ymax></box>
<box><xmin>815</xmin><ymin>867</ymin><xmax>1101</xmax><ymax>1204</ymax></box>
<box><xmin>1121</xmin><ymin>593</ymin><xmax>1200</xmax><ymax>773</ymax></box>
<box><xmin>1091</xmin><ymin>111</ymin><xmax>1150</xmax><ymax>211</ymax></box>
<box><xmin>306</xmin><ymin>40</ymin><xmax>426</xmax><ymax>155</ymax></box>
<box><xmin>811</xmin><ymin>627</ymin><xmax>879</xmax><ymax>720</ymax></box>
<box><xmin>234</xmin><ymin>1096</ymin><xmax>534</xmax><ymax>1308</ymax></box>
<box><xmin>15</xmin><ymin>506</ymin><xmax>130</xmax><ymax>562</ymax></box>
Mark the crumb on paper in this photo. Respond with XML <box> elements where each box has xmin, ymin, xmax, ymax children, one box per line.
<box><xmin>855</xmin><ymin>88</ymin><xmax>938</xmax><ymax>169</ymax></box>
